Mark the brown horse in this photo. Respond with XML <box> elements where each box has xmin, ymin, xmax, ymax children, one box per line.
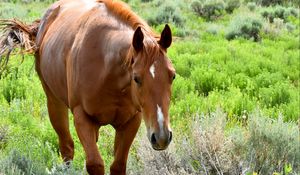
<box><xmin>0</xmin><ymin>0</ymin><xmax>175</xmax><ymax>174</ymax></box>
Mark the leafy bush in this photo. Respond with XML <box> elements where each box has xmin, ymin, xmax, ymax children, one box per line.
<box><xmin>0</xmin><ymin>125</ymin><xmax>9</xmax><ymax>150</ymax></box>
<box><xmin>191</xmin><ymin>110</ymin><xmax>300</xmax><ymax>174</ymax></box>
<box><xmin>260</xmin><ymin>0</ymin><xmax>283</xmax><ymax>6</ymax></box>
<box><xmin>191</xmin><ymin>0</ymin><xmax>226</xmax><ymax>21</ymax></box>
<box><xmin>254</xmin><ymin>72</ymin><xmax>285</xmax><ymax>89</ymax></box>
<box><xmin>205</xmin><ymin>23</ymin><xmax>223</xmax><ymax>35</ymax></box>
<box><xmin>127</xmin><ymin>130</ymin><xmax>193</xmax><ymax>175</ymax></box>
<box><xmin>288</xmin><ymin>7</ymin><xmax>299</xmax><ymax>17</ymax></box>
<box><xmin>0</xmin><ymin>150</ymin><xmax>45</xmax><ymax>175</ymax></box>
<box><xmin>0</xmin><ymin>3</ymin><xmax>27</xmax><ymax>19</ymax></box>
<box><xmin>260</xmin><ymin>6</ymin><xmax>299</xmax><ymax>23</ymax></box>
<box><xmin>285</xmin><ymin>22</ymin><xmax>296</xmax><ymax>32</ymax></box>
<box><xmin>127</xmin><ymin>110</ymin><xmax>299</xmax><ymax>174</ymax></box>
<box><xmin>1</xmin><ymin>68</ymin><xmax>29</xmax><ymax>103</ymax></box>
<box><xmin>226</xmin><ymin>13</ymin><xmax>263</xmax><ymax>41</ymax></box>
<box><xmin>191</xmin><ymin>0</ymin><xmax>202</xmax><ymax>16</ymax></box>
<box><xmin>244</xmin><ymin>0</ymin><xmax>300</xmax><ymax>6</ymax></box>
<box><xmin>0</xmin><ymin>150</ymin><xmax>82</xmax><ymax>175</ymax></box>
<box><xmin>225</xmin><ymin>0</ymin><xmax>241</xmax><ymax>13</ymax></box>
<box><xmin>191</xmin><ymin>67</ymin><xmax>229</xmax><ymax>96</ymax></box>
<box><xmin>261</xmin><ymin>8</ymin><xmax>275</xmax><ymax>22</ymax></box>
<box><xmin>147</xmin><ymin>3</ymin><xmax>185</xmax><ymax>27</ymax></box>
<box><xmin>141</xmin><ymin>0</ymin><xmax>153</xmax><ymax>2</ymax></box>
<box><xmin>262</xmin><ymin>18</ymin><xmax>286</xmax><ymax>37</ymax></box>
<box><xmin>0</xmin><ymin>1</ymin><xmax>299</xmax><ymax>174</ymax></box>
<box><xmin>247</xmin><ymin>2</ymin><xmax>256</xmax><ymax>11</ymax></box>
<box><xmin>259</xmin><ymin>82</ymin><xmax>291</xmax><ymax>107</ymax></box>
<box><xmin>171</xmin><ymin>75</ymin><xmax>195</xmax><ymax>101</ymax></box>
<box><xmin>247</xmin><ymin>113</ymin><xmax>300</xmax><ymax>174</ymax></box>
<box><xmin>222</xmin><ymin>87</ymin><xmax>255</xmax><ymax>118</ymax></box>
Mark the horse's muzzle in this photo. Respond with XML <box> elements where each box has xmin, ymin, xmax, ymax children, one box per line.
<box><xmin>150</xmin><ymin>130</ymin><xmax>172</xmax><ymax>150</ymax></box>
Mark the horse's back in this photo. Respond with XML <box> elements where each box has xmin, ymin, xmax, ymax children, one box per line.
<box><xmin>37</xmin><ymin>0</ymin><xmax>134</xmax><ymax>121</ymax></box>
<box><xmin>38</xmin><ymin>0</ymin><xmax>108</xmax><ymax>104</ymax></box>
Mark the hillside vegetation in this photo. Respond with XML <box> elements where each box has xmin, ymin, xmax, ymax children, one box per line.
<box><xmin>0</xmin><ymin>0</ymin><xmax>299</xmax><ymax>174</ymax></box>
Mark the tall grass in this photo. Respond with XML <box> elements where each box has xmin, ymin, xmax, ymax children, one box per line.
<box><xmin>0</xmin><ymin>1</ymin><xmax>299</xmax><ymax>174</ymax></box>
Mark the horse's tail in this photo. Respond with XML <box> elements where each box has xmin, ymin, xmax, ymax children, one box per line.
<box><xmin>0</xmin><ymin>19</ymin><xmax>40</xmax><ymax>72</ymax></box>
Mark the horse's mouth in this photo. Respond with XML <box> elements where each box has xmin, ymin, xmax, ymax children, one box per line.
<box><xmin>152</xmin><ymin>147</ymin><xmax>166</xmax><ymax>151</ymax></box>
<box><xmin>151</xmin><ymin>143</ymin><xmax>168</xmax><ymax>151</ymax></box>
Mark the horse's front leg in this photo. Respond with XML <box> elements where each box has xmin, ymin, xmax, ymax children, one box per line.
<box><xmin>73</xmin><ymin>106</ymin><xmax>104</xmax><ymax>175</ymax></box>
<box><xmin>110</xmin><ymin>113</ymin><xmax>142</xmax><ymax>175</ymax></box>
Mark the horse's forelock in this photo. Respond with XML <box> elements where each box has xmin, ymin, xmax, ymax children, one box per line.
<box><xmin>124</xmin><ymin>38</ymin><xmax>163</xmax><ymax>69</ymax></box>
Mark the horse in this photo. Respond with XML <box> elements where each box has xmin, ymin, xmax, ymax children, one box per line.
<box><xmin>0</xmin><ymin>0</ymin><xmax>176</xmax><ymax>174</ymax></box>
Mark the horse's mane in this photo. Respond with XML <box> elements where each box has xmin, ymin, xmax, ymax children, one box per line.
<box><xmin>98</xmin><ymin>0</ymin><xmax>154</xmax><ymax>34</ymax></box>
<box><xmin>98</xmin><ymin>0</ymin><xmax>162</xmax><ymax>67</ymax></box>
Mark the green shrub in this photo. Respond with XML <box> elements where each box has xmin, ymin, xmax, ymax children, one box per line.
<box><xmin>0</xmin><ymin>150</ymin><xmax>45</xmax><ymax>175</ymax></box>
<box><xmin>260</xmin><ymin>6</ymin><xmax>299</xmax><ymax>23</ymax></box>
<box><xmin>247</xmin><ymin>113</ymin><xmax>300</xmax><ymax>174</ymax></box>
<box><xmin>170</xmin><ymin>53</ymin><xmax>202</xmax><ymax>78</ymax></box>
<box><xmin>191</xmin><ymin>0</ymin><xmax>226</xmax><ymax>21</ymax></box>
<box><xmin>261</xmin><ymin>8</ymin><xmax>275</xmax><ymax>22</ymax></box>
<box><xmin>1</xmin><ymin>68</ymin><xmax>29</xmax><ymax>103</ymax></box>
<box><xmin>141</xmin><ymin>0</ymin><xmax>153</xmax><ymax>2</ymax></box>
<box><xmin>191</xmin><ymin>0</ymin><xmax>202</xmax><ymax>15</ymax></box>
<box><xmin>259</xmin><ymin>82</ymin><xmax>291</xmax><ymax>107</ymax></box>
<box><xmin>274</xmin><ymin>6</ymin><xmax>287</xmax><ymax>19</ymax></box>
<box><xmin>223</xmin><ymin>87</ymin><xmax>255</xmax><ymax>118</ymax></box>
<box><xmin>282</xmin><ymin>100</ymin><xmax>300</xmax><ymax>121</ymax></box>
<box><xmin>46</xmin><ymin>163</ymin><xmax>82</xmax><ymax>175</ymax></box>
<box><xmin>191</xmin><ymin>67</ymin><xmax>229</xmax><ymax>96</ymax></box>
<box><xmin>247</xmin><ymin>2</ymin><xmax>256</xmax><ymax>11</ymax></box>
<box><xmin>254</xmin><ymin>72</ymin><xmax>285</xmax><ymax>89</ymax></box>
<box><xmin>191</xmin><ymin>110</ymin><xmax>241</xmax><ymax>174</ymax></box>
<box><xmin>285</xmin><ymin>22</ymin><xmax>296</xmax><ymax>32</ymax></box>
<box><xmin>171</xmin><ymin>75</ymin><xmax>195</xmax><ymax>101</ymax></box>
<box><xmin>262</xmin><ymin>19</ymin><xmax>285</xmax><ymax>38</ymax></box>
<box><xmin>225</xmin><ymin>0</ymin><xmax>241</xmax><ymax>13</ymax></box>
<box><xmin>226</xmin><ymin>13</ymin><xmax>263</xmax><ymax>41</ymax></box>
<box><xmin>0</xmin><ymin>125</ymin><xmax>9</xmax><ymax>150</ymax></box>
<box><xmin>260</xmin><ymin>0</ymin><xmax>283</xmax><ymax>6</ymax></box>
<box><xmin>170</xmin><ymin>93</ymin><xmax>203</xmax><ymax>117</ymax></box>
<box><xmin>147</xmin><ymin>3</ymin><xmax>185</xmax><ymax>27</ymax></box>
<box><xmin>288</xmin><ymin>7</ymin><xmax>299</xmax><ymax>17</ymax></box>
<box><xmin>206</xmin><ymin>23</ymin><xmax>223</xmax><ymax>35</ymax></box>
<box><xmin>187</xmin><ymin>110</ymin><xmax>300</xmax><ymax>174</ymax></box>
<box><xmin>0</xmin><ymin>3</ymin><xmax>27</xmax><ymax>19</ymax></box>
<box><xmin>244</xmin><ymin>0</ymin><xmax>299</xmax><ymax>6</ymax></box>
<box><xmin>232</xmin><ymin>73</ymin><xmax>252</xmax><ymax>91</ymax></box>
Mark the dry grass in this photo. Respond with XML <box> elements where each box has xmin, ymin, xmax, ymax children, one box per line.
<box><xmin>0</xmin><ymin>110</ymin><xmax>298</xmax><ymax>175</ymax></box>
<box><xmin>127</xmin><ymin>109</ymin><xmax>299</xmax><ymax>175</ymax></box>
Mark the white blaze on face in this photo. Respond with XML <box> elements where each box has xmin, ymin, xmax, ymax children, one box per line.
<box><xmin>157</xmin><ymin>105</ymin><xmax>164</xmax><ymax>135</ymax></box>
<box><xmin>150</xmin><ymin>63</ymin><xmax>155</xmax><ymax>78</ymax></box>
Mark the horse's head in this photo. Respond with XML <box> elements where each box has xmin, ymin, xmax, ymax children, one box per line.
<box><xmin>129</xmin><ymin>25</ymin><xmax>175</xmax><ymax>150</ymax></box>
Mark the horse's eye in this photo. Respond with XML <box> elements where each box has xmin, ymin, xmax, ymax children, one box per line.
<box><xmin>172</xmin><ymin>74</ymin><xmax>176</xmax><ymax>80</ymax></box>
<box><xmin>133</xmin><ymin>75</ymin><xmax>142</xmax><ymax>86</ymax></box>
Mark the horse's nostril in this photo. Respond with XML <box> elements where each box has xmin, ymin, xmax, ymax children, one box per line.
<box><xmin>169</xmin><ymin>131</ymin><xmax>172</xmax><ymax>143</ymax></box>
<box><xmin>151</xmin><ymin>133</ymin><xmax>156</xmax><ymax>145</ymax></box>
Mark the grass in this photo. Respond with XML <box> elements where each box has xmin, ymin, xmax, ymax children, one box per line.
<box><xmin>0</xmin><ymin>0</ymin><xmax>299</xmax><ymax>174</ymax></box>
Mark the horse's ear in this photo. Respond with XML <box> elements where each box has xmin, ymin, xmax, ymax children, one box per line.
<box><xmin>159</xmin><ymin>24</ymin><xmax>172</xmax><ymax>50</ymax></box>
<box><xmin>133</xmin><ymin>27</ymin><xmax>144</xmax><ymax>52</ymax></box>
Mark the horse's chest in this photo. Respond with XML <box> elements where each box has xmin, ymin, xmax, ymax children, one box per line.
<box><xmin>82</xmin><ymin>86</ymin><xmax>136</xmax><ymax>126</ymax></box>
